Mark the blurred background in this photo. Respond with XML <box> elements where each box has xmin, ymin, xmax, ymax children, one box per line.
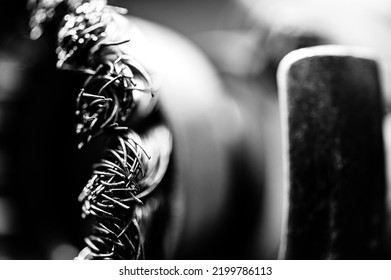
<box><xmin>0</xmin><ymin>0</ymin><xmax>391</xmax><ymax>259</ymax></box>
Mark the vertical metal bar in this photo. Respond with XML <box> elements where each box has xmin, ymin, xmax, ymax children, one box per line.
<box><xmin>278</xmin><ymin>46</ymin><xmax>386</xmax><ymax>259</ymax></box>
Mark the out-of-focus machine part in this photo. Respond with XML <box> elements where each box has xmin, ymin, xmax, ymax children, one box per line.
<box><xmin>194</xmin><ymin>0</ymin><xmax>391</xmax><ymax>259</ymax></box>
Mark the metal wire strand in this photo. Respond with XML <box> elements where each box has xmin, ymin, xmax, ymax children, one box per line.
<box><xmin>29</xmin><ymin>0</ymin><xmax>167</xmax><ymax>261</ymax></box>
<box><xmin>78</xmin><ymin>132</ymin><xmax>149</xmax><ymax>259</ymax></box>
<box><xmin>53</xmin><ymin>2</ymin><xmax>155</xmax><ymax>147</ymax></box>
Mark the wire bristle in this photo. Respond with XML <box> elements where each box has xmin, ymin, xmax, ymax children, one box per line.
<box><xmin>31</xmin><ymin>0</ymin><xmax>169</xmax><ymax>260</ymax></box>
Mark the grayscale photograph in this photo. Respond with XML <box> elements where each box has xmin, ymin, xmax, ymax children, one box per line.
<box><xmin>0</xmin><ymin>0</ymin><xmax>390</xmax><ymax>264</ymax></box>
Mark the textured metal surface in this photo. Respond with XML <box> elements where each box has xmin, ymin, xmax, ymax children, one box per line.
<box><xmin>278</xmin><ymin>46</ymin><xmax>386</xmax><ymax>259</ymax></box>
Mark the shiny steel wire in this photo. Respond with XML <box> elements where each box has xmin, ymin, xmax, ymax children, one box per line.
<box><xmin>29</xmin><ymin>0</ymin><xmax>169</xmax><ymax>260</ymax></box>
